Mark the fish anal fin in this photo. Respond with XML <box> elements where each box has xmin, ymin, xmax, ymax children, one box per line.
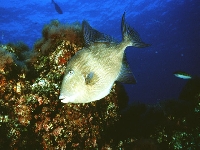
<box><xmin>117</xmin><ymin>55</ymin><xmax>136</xmax><ymax>84</ymax></box>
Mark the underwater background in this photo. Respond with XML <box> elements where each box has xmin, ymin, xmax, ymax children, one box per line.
<box><xmin>1</xmin><ymin>0</ymin><xmax>200</xmax><ymax>104</ymax></box>
<box><xmin>0</xmin><ymin>0</ymin><xmax>200</xmax><ymax>149</ymax></box>
<box><xmin>0</xmin><ymin>0</ymin><xmax>200</xmax><ymax>103</ymax></box>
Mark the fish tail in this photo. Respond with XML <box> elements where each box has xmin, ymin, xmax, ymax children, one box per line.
<box><xmin>121</xmin><ymin>12</ymin><xmax>150</xmax><ymax>48</ymax></box>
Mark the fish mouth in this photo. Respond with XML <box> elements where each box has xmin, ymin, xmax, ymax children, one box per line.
<box><xmin>61</xmin><ymin>98</ymin><xmax>70</xmax><ymax>103</ymax></box>
<box><xmin>59</xmin><ymin>95</ymin><xmax>65</xmax><ymax>100</ymax></box>
<box><xmin>59</xmin><ymin>95</ymin><xmax>69</xmax><ymax>103</ymax></box>
<box><xmin>59</xmin><ymin>95</ymin><xmax>76</xmax><ymax>103</ymax></box>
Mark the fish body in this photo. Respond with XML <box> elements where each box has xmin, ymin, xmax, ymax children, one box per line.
<box><xmin>52</xmin><ymin>0</ymin><xmax>63</xmax><ymax>14</ymax></box>
<box><xmin>174</xmin><ymin>71</ymin><xmax>192</xmax><ymax>79</ymax></box>
<box><xmin>59</xmin><ymin>13</ymin><xmax>150</xmax><ymax>103</ymax></box>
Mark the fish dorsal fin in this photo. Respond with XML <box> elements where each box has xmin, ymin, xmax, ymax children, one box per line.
<box><xmin>117</xmin><ymin>54</ymin><xmax>136</xmax><ymax>84</ymax></box>
<box><xmin>82</xmin><ymin>21</ymin><xmax>117</xmax><ymax>45</ymax></box>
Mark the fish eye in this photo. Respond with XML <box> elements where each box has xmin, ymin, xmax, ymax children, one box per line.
<box><xmin>68</xmin><ymin>70</ymin><xmax>74</xmax><ymax>75</ymax></box>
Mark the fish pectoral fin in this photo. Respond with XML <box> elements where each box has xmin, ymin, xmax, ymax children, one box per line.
<box><xmin>82</xmin><ymin>21</ymin><xmax>117</xmax><ymax>46</ymax></box>
<box><xmin>117</xmin><ymin>55</ymin><xmax>136</xmax><ymax>84</ymax></box>
<box><xmin>85</xmin><ymin>72</ymin><xmax>95</xmax><ymax>85</ymax></box>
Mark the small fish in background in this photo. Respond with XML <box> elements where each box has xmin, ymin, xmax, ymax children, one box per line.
<box><xmin>59</xmin><ymin>13</ymin><xmax>150</xmax><ymax>103</ymax></box>
<box><xmin>174</xmin><ymin>71</ymin><xmax>192</xmax><ymax>79</ymax></box>
<box><xmin>52</xmin><ymin>0</ymin><xmax>63</xmax><ymax>14</ymax></box>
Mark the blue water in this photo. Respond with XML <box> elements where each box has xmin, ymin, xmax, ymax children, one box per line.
<box><xmin>1</xmin><ymin>0</ymin><xmax>200</xmax><ymax>104</ymax></box>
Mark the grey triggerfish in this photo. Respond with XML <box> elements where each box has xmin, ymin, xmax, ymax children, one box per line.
<box><xmin>52</xmin><ymin>0</ymin><xmax>63</xmax><ymax>14</ymax></box>
<box><xmin>59</xmin><ymin>13</ymin><xmax>150</xmax><ymax>103</ymax></box>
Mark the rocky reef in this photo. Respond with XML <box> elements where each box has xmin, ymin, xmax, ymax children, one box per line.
<box><xmin>0</xmin><ymin>20</ymin><xmax>199</xmax><ymax>149</ymax></box>
<box><xmin>0</xmin><ymin>20</ymin><xmax>128</xmax><ymax>149</ymax></box>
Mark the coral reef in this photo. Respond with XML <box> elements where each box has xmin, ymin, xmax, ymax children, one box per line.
<box><xmin>0</xmin><ymin>20</ymin><xmax>200</xmax><ymax>149</ymax></box>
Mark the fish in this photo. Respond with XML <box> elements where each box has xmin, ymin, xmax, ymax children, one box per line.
<box><xmin>52</xmin><ymin>0</ymin><xmax>63</xmax><ymax>14</ymax></box>
<box><xmin>174</xmin><ymin>71</ymin><xmax>192</xmax><ymax>79</ymax></box>
<box><xmin>59</xmin><ymin>13</ymin><xmax>150</xmax><ymax>103</ymax></box>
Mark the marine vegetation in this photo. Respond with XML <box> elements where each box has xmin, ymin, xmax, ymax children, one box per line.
<box><xmin>0</xmin><ymin>19</ymin><xmax>199</xmax><ymax>149</ymax></box>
